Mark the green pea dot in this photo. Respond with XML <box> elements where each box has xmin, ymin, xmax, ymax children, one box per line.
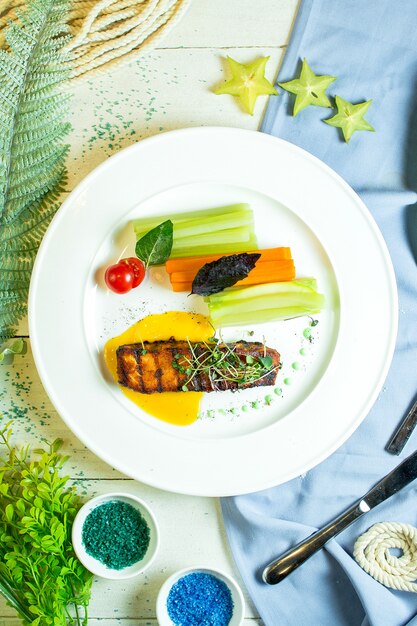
<box><xmin>274</xmin><ymin>387</ymin><xmax>282</xmax><ymax>396</ymax></box>
<box><xmin>251</xmin><ymin>401</ymin><xmax>261</xmax><ymax>409</ymax></box>
<box><xmin>207</xmin><ymin>410</ymin><xmax>215</xmax><ymax>418</ymax></box>
<box><xmin>292</xmin><ymin>361</ymin><xmax>301</xmax><ymax>371</ymax></box>
<box><xmin>303</xmin><ymin>328</ymin><xmax>311</xmax><ymax>339</ymax></box>
<box><xmin>299</xmin><ymin>348</ymin><xmax>307</xmax><ymax>356</ymax></box>
<box><xmin>230</xmin><ymin>407</ymin><xmax>238</xmax><ymax>415</ymax></box>
<box><xmin>218</xmin><ymin>408</ymin><xmax>226</xmax><ymax>416</ymax></box>
<box><xmin>241</xmin><ymin>405</ymin><xmax>249</xmax><ymax>412</ymax></box>
<box><xmin>265</xmin><ymin>395</ymin><xmax>273</xmax><ymax>405</ymax></box>
<box><xmin>284</xmin><ymin>377</ymin><xmax>292</xmax><ymax>385</ymax></box>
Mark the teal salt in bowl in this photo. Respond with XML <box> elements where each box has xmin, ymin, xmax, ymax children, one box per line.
<box><xmin>72</xmin><ymin>492</ymin><xmax>159</xmax><ymax>579</ymax></box>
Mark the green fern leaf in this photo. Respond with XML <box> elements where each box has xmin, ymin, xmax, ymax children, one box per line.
<box><xmin>0</xmin><ymin>0</ymin><xmax>71</xmax><ymax>341</ymax></box>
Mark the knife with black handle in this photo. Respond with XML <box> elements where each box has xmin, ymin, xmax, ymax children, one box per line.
<box><xmin>386</xmin><ymin>397</ymin><xmax>417</xmax><ymax>455</ymax></box>
<box><xmin>263</xmin><ymin>448</ymin><xmax>417</xmax><ymax>585</ymax></box>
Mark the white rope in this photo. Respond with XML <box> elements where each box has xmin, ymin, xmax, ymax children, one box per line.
<box><xmin>354</xmin><ymin>522</ymin><xmax>417</xmax><ymax>593</ymax></box>
<box><xmin>0</xmin><ymin>0</ymin><xmax>191</xmax><ymax>82</ymax></box>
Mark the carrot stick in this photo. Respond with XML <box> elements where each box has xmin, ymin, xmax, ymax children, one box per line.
<box><xmin>165</xmin><ymin>247</ymin><xmax>292</xmax><ymax>275</ymax></box>
<box><xmin>170</xmin><ymin>260</ymin><xmax>296</xmax><ymax>292</ymax></box>
<box><xmin>169</xmin><ymin>260</ymin><xmax>295</xmax><ymax>284</ymax></box>
<box><xmin>171</xmin><ymin>282</ymin><xmax>194</xmax><ymax>292</ymax></box>
<box><xmin>236</xmin><ymin>261</ymin><xmax>295</xmax><ymax>286</ymax></box>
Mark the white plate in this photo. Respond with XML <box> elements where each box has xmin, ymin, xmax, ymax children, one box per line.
<box><xmin>29</xmin><ymin>127</ymin><xmax>397</xmax><ymax>496</ymax></box>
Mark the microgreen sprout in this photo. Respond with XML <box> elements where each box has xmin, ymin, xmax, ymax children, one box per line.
<box><xmin>178</xmin><ymin>339</ymin><xmax>279</xmax><ymax>391</ymax></box>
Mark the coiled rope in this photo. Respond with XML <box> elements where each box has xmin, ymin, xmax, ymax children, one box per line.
<box><xmin>0</xmin><ymin>0</ymin><xmax>191</xmax><ymax>81</ymax></box>
<box><xmin>354</xmin><ymin>522</ymin><xmax>417</xmax><ymax>592</ymax></box>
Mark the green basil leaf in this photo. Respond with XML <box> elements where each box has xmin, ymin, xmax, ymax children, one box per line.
<box><xmin>135</xmin><ymin>219</ymin><xmax>173</xmax><ymax>267</ymax></box>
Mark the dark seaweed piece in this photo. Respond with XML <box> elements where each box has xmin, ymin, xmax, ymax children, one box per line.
<box><xmin>191</xmin><ymin>252</ymin><xmax>261</xmax><ymax>296</ymax></box>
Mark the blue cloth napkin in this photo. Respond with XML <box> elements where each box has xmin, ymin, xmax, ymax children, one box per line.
<box><xmin>221</xmin><ymin>1</ymin><xmax>417</xmax><ymax>625</ymax></box>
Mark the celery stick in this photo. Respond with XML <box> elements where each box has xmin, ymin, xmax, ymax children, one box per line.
<box><xmin>169</xmin><ymin>236</ymin><xmax>259</xmax><ymax>258</ymax></box>
<box><xmin>132</xmin><ymin>203</ymin><xmax>251</xmax><ymax>234</ymax></box>
<box><xmin>208</xmin><ymin>292</ymin><xmax>325</xmax><ymax>317</ymax></box>
<box><xmin>173</xmin><ymin>227</ymin><xmax>253</xmax><ymax>249</ymax></box>
<box><xmin>292</xmin><ymin>278</ymin><xmax>318</xmax><ymax>290</ymax></box>
<box><xmin>171</xmin><ymin>212</ymin><xmax>254</xmax><ymax>239</ymax></box>
<box><xmin>133</xmin><ymin>203</ymin><xmax>258</xmax><ymax>258</ymax></box>
<box><xmin>209</xmin><ymin>307</ymin><xmax>323</xmax><ymax>328</ymax></box>
<box><xmin>206</xmin><ymin>279</ymin><xmax>318</xmax><ymax>304</ymax></box>
<box><xmin>134</xmin><ymin>212</ymin><xmax>254</xmax><ymax>240</ymax></box>
<box><xmin>207</xmin><ymin>278</ymin><xmax>325</xmax><ymax>327</ymax></box>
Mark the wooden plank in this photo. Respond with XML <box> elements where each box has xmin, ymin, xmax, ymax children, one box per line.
<box><xmin>0</xmin><ymin>480</ymin><xmax>259</xmax><ymax>620</ymax></box>
<box><xmin>160</xmin><ymin>0</ymin><xmax>299</xmax><ymax>48</ymax></box>
<box><xmin>65</xmin><ymin>46</ymin><xmax>284</xmax><ymax>190</ymax></box>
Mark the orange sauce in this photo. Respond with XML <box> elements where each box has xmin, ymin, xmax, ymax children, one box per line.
<box><xmin>104</xmin><ymin>311</ymin><xmax>213</xmax><ymax>426</ymax></box>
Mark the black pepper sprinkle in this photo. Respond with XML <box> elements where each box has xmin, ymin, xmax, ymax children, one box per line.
<box><xmin>82</xmin><ymin>500</ymin><xmax>150</xmax><ymax>569</ymax></box>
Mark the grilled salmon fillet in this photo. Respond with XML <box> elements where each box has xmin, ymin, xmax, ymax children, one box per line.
<box><xmin>116</xmin><ymin>339</ymin><xmax>280</xmax><ymax>394</ymax></box>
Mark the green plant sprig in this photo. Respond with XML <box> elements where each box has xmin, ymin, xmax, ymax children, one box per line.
<box><xmin>173</xmin><ymin>340</ymin><xmax>278</xmax><ymax>391</ymax></box>
<box><xmin>0</xmin><ymin>421</ymin><xmax>92</xmax><ymax>626</ymax></box>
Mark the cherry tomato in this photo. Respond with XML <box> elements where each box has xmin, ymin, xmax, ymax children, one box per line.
<box><xmin>104</xmin><ymin>257</ymin><xmax>146</xmax><ymax>294</ymax></box>
<box><xmin>105</xmin><ymin>262</ymin><xmax>134</xmax><ymax>294</ymax></box>
<box><xmin>120</xmin><ymin>257</ymin><xmax>145</xmax><ymax>288</ymax></box>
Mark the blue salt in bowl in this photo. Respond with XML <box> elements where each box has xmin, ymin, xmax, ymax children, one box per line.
<box><xmin>156</xmin><ymin>566</ymin><xmax>244</xmax><ymax>626</ymax></box>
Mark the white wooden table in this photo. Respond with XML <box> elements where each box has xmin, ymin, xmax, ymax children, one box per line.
<box><xmin>1</xmin><ymin>1</ymin><xmax>299</xmax><ymax>623</ymax></box>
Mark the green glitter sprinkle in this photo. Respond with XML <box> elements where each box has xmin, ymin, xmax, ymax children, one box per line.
<box><xmin>82</xmin><ymin>500</ymin><xmax>150</xmax><ymax>570</ymax></box>
<box><xmin>274</xmin><ymin>387</ymin><xmax>282</xmax><ymax>396</ymax></box>
<box><xmin>292</xmin><ymin>361</ymin><xmax>301</xmax><ymax>371</ymax></box>
<box><xmin>284</xmin><ymin>378</ymin><xmax>292</xmax><ymax>385</ymax></box>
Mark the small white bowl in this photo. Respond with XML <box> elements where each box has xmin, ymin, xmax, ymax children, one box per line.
<box><xmin>156</xmin><ymin>566</ymin><xmax>244</xmax><ymax>625</ymax></box>
<box><xmin>72</xmin><ymin>492</ymin><xmax>159</xmax><ymax>580</ymax></box>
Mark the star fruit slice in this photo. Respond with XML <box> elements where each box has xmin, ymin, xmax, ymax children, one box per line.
<box><xmin>215</xmin><ymin>56</ymin><xmax>278</xmax><ymax>115</ymax></box>
<box><xmin>279</xmin><ymin>58</ymin><xmax>336</xmax><ymax>117</ymax></box>
<box><xmin>324</xmin><ymin>95</ymin><xmax>374</xmax><ymax>143</ymax></box>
